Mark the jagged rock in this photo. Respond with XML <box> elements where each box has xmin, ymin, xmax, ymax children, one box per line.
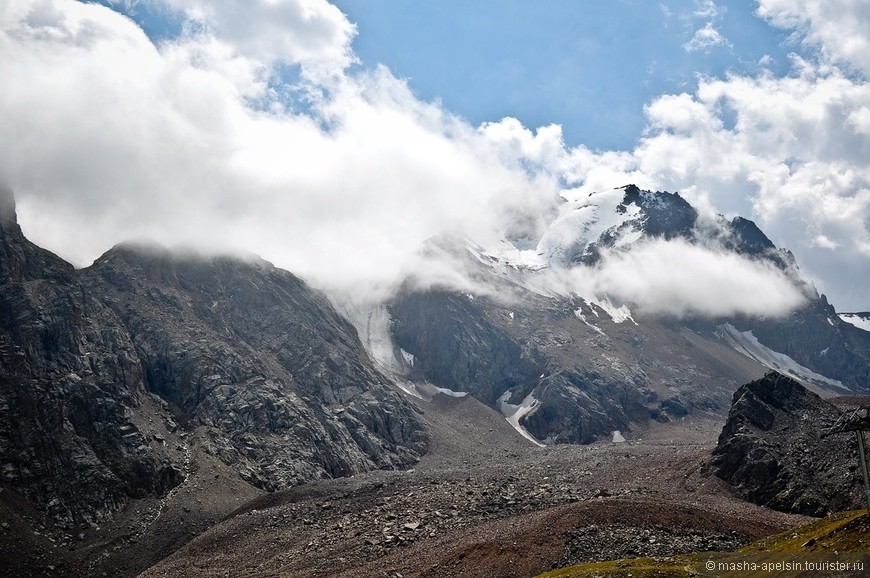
<box><xmin>0</xmin><ymin>187</ymin><xmax>427</xmax><ymax>529</ymax></box>
<box><xmin>707</xmin><ymin>371</ymin><xmax>864</xmax><ymax>516</ymax></box>
<box><xmin>573</xmin><ymin>185</ymin><xmax>698</xmax><ymax>265</ymax></box>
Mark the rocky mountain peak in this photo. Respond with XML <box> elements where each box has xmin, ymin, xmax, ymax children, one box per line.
<box><xmin>736</xmin><ymin>369</ymin><xmax>820</xmax><ymax>414</ymax></box>
<box><xmin>0</xmin><ymin>186</ymin><xmax>72</xmax><ymax>281</ymax></box>
<box><xmin>727</xmin><ymin>216</ymin><xmax>775</xmax><ymax>255</ymax></box>
<box><xmin>617</xmin><ymin>184</ymin><xmax>698</xmax><ymax>240</ymax></box>
<box><xmin>0</xmin><ymin>196</ymin><xmax>427</xmax><ymax>535</ymax></box>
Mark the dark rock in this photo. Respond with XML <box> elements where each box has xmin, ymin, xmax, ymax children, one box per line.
<box><xmin>0</xmin><ymin>187</ymin><xmax>426</xmax><ymax>530</ymax></box>
<box><xmin>573</xmin><ymin>185</ymin><xmax>698</xmax><ymax>265</ymax></box>
<box><xmin>707</xmin><ymin>371</ymin><xmax>863</xmax><ymax>516</ymax></box>
<box><xmin>387</xmin><ymin>278</ymin><xmax>747</xmax><ymax>445</ymax></box>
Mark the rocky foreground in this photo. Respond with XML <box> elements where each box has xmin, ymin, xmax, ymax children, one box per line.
<box><xmin>137</xmin><ymin>394</ymin><xmax>812</xmax><ymax>578</ymax></box>
<box><xmin>4</xmin><ymin>368</ymin><xmax>868</xmax><ymax>577</ymax></box>
<box><xmin>4</xmin><ymin>179</ymin><xmax>869</xmax><ymax>577</ymax></box>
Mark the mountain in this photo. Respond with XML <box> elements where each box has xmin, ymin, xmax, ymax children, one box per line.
<box><xmin>0</xmin><ymin>186</ymin><xmax>426</xmax><ymax>575</ymax></box>
<box><xmin>707</xmin><ymin>371</ymin><xmax>863</xmax><ymax>516</ymax></box>
<box><xmin>3</xmin><ymin>181</ymin><xmax>869</xmax><ymax>576</ymax></box>
<box><xmin>352</xmin><ymin>185</ymin><xmax>870</xmax><ymax>446</ymax></box>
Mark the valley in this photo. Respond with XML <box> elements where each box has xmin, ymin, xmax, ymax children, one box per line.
<box><xmin>2</xmin><ymin>184</ymin><xmax>869</xmax><ymax>577</ymax></box>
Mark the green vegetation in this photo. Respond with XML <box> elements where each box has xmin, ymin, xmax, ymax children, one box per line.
<box><xmin>537</xmin><ymin>510</ymin><xmax>869</xmax><ymax>578</ymax></box>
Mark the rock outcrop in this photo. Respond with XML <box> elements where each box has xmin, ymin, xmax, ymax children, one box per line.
<box><xmin>707</xmin><ymin>371</ymin><xmax>864</xmax><ymax>516</ymax></box>
<box><xmin>0</xmin><ymin>187</ymin><xmax>426</xmax><ymax>530</ymax></box>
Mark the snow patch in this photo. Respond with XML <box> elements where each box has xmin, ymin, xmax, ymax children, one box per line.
<box><xmin>537</xmin><ymin>188</ymin><xmax>645</xmax><ymax>265</ymax></box>
<box><xmin>471</xmin><ymin>237</ymin><xmax>549</xmax><ymax>270</ymax></box>
<box><xmin>498</xmin><ymin>390</ymin><xmax>545</xmax><ymax>447</ymax></box>
<box><xmin>430</xmin><ymin>385</ymin><xmax>468</xmax><ymax>398</ymax></box>
<box><xmin>718</xmin><ymin>324</ymin><xmax>847</xmax><ymax>390</ymax></box>
<box><xmin>399</xmin><ymin>348</ymin><xmax>415</xmax><ymax>368</ymax></box>
<box><xmin>574</xmin><ymin>308</ymin><xmax>605</xmax><ymax>335</ymax></box>
<box><xmin>840</xmin><ymin>313</ymin><xmax>870</xmax><ymax>333</ymax></box>
<box><xmin>331</xmin><ymin>299</ymin><xmax>405</xmax><ymax>375</ymax></box>
<box><xmin>393</xmin><ymin>380</ymin><xmax>468</xmax><ymax>400</ymax></box>
<box><xmin>612</xmin><ymin>430</ymin><xmax>626</xmax><ymax>443</ymax></box>
<box><xmin>586</xmin><ymin>297</ymin><xmax>637</xmax><ymax>325</ymax></box>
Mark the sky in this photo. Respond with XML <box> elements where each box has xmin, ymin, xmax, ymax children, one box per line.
<box><xmin>1</xmin><ymin>0</ymin><xmax>869</xmax><ymax>313</ymax></box>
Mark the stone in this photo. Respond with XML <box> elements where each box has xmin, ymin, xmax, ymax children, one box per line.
<box><xmin>706</xmin><ymin>371</ymin><xmax>863</xmax><ymax>516</ymax></box>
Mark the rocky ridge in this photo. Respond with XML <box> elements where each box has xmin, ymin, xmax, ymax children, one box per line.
<box><xmin>707</xmin><ymin>371</ymin><xmax>865</xmax><ymax>516</ymax></box>
<box><xmin>0</xmin><ymin>185</ymin><xmax>426</xmax><ymax>575</ymax></box>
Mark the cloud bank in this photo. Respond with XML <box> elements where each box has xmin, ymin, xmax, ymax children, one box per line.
<box><xmin>1</xmin><ymin>0</ymin><xmax>868</xmax><ymax>313</ymax></box>
<box><xmin>581</xmin><ymin>239</ymin><xmax>807</xmax><ymax>318</ymax></box>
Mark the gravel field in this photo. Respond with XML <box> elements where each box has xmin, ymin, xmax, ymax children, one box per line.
<box><xmin>138</xmin><ymin>393</ymin><xmax>810</xmax><ymax>578</ymax></box>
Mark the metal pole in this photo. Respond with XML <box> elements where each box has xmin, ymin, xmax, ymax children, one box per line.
<box><xmin>857</xmin><ymin>430</ymin><xmax>870</xmax><ymax>514</ymax></box>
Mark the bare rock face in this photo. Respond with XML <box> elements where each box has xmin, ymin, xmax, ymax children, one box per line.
<box><xmin>0</xmin><ymin>189</ymin><xmax>426</xmax><ymax>530</ymax></box>
<box><xmin>388</xmin><ymin>276</ymin><xmax>751</xmax><ymax>445</ymax></box>
<box><xmin>728</xmin><ymin>295</ymin><xmax>870</xmax><ymax>391</ymax></box>
<box><xmin>707</xmin><ymin>371</ymin><xmax>863</xmax><ymax>516</ymax></box>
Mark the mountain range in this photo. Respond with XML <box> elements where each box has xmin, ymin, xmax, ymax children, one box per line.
<box><xmin>1</xmin><ymin>182</ymin><xmax>868</xmax><ymax>576</ymax></box>
<box><xmin>351</xmin><ymin>184</ymin><xmax>870</xmax><ymax>445</ymax></box>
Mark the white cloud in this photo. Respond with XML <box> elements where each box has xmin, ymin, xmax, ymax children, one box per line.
<box><xmin>159</xmin><ymin>0</ymin><xmax>357</xmax><ymax>80</ymax></box>
<box><xmin>693</xmin><ymin>0</ymin><xmax>723</xmax><ymax>19</ymax></box>
<box><xmin>522</xmin><ymin>56</ymin><xmax>870</xmax><ymax>310</ymax></box>
<box><xmin>0</xmin><ymin>0</ymin><xmax>559</xmax><ymax>301</ymax></box>
<box><xmin>811</xmin><ymin>234</ymin><xmax>838</xmax><ymax>250</ymax></box>
<box><xmin>576</xmin><ymin>239</ymin><xmax>807</xmax><ymax>318</ymax></box>
<box><xmin>757</xmin><ymin>0</ymin><xmax>870</xmax><ymax>75</ymax></box>
<box><xmin>683</xmin><ymin>22</ymin><xmax>731</xmax><ymax>52</ymax></box>
<box><xmin>2</xmin><ymin>0</ymin><xmax>869</xmax><ymax>314</ymax></box>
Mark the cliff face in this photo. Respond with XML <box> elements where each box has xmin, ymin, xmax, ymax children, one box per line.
<box><xmin>388</xmin><ymin>278</ymin><xmax>757</xmax><ymax>445</ymax></box>
<box><xmin>707</xmin><ymin>371</ymin><xmax>863</xmax><ymax>516</ymax></box>
<box><xmin>0</xmin><ymin>188</ymin><xmax>426</xmax><ymax>529</ymax></box>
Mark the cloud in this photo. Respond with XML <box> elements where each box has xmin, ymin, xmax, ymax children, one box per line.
<box><xmin>0</xmin><ymin>0</ymin><xmax>559</xmax><ymax>301</ymax></box>
<box><xmin>681</xmin><ymin>1</ymin><xmax>730</xmax><ymax>53</ymax></box>
<box><xmin>757</xmin><ymin>0</ymin><xmax>870</xmax><ymax>75</ymax></box>
<box><xmin>692</xmin><ymin>0</ymin><xmax>723</xmax><ymax>19</ymax></box>
<box><xmin>158</xmin><ymin>0</ymin><xmax>357</xmax><ymax>80</ymax></box>
<box><xmin>683</xmin><ymin>22</ymin><xmax>732</xmax><ymax>52</ymax></box>
<box><xmin>576</xmin><ymin>239</ymin><xmax>807</xmax><ymax>318</ymax></box>
<box><xmin>632</xmin><ymin>62</ymin><xmax>870</xmax><ymax>297</ymax></box>
<box><xmin>1</xmin><ymin>0</ymin><xmax>868</xmax><ymax>314</ymax></box>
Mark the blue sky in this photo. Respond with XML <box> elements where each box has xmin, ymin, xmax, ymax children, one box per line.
<box><xmin>333</xmin><ymin>0</ymin><xmax>793</xmax><ymax>150</ymax></box>
<box><xmin>104</xmin><ymin>0</ymin><xmax>797</xmax><ymax>149</ymax></box>
<box><xmin>3</xmin><ymin>1</ymin><xmax>870</xmax><ymax>312</ymax></box>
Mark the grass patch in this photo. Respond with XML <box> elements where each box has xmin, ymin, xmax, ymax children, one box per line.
<box><xmin>537</xmin><ymin>510</ymin><xmax>869</xmax><ymax>578</ymax></box>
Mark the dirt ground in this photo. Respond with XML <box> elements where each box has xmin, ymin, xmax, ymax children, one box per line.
<box><xmin>136</xmin><ymin>394</ymin><xmax>811</xmax><ymax>578</ymax></box>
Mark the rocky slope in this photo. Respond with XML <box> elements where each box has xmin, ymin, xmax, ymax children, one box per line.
<box><xmin>0</xmin><ymin>186</ymin><xmax>426</xmax><ymax>576</ymax></box>
<box><xmin>375</xmin><ymin>185</ymin><xmax>870</xmax><ymax>447</ymax></box>
<box><xmin>136</xmin><ymin>392</ymin><xmax>810</xmax><ymax>578</ymax></box>
<box><xmin>388</xmin><ymin>283</ymin><xmax>761</xmax><ymax>445</ymax></box>
<box><xmin>707</xmin><ymin>371</ymin><xmax>865</xmax><ymax>516</ymax></box>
